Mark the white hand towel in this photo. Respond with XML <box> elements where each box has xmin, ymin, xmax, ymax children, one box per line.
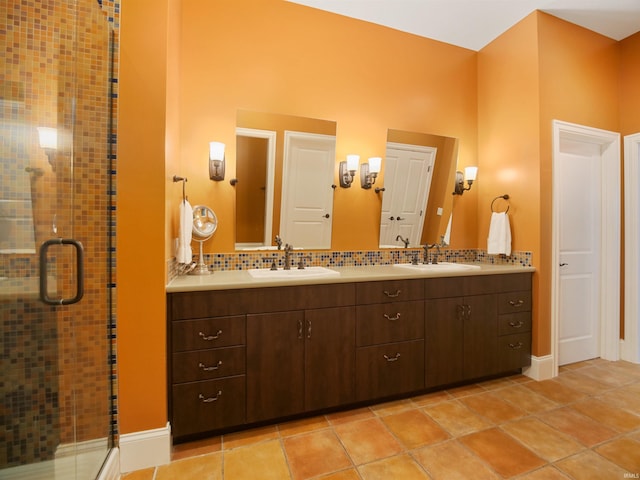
<box><xmin>177</xmin><ymin>200</ymin><xmax>193</xmax><ymax>264</ymax></box>
<box><xmin>487</xmin><ymin>211</ymin><xmax>511</xmax><ymax>256</ymax></box>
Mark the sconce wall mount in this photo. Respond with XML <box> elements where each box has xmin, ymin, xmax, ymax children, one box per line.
<box><xmin>209</xmin><ymin>141</ymin><xmax>226</xmax><ymax>181</ymax></box>
<box><xmin>452</xmin><ymin>166</ymin><xmax>478</xmax><ymax>195</ymax></box>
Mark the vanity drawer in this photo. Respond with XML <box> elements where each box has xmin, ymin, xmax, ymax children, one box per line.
<box><xmin>498</xmin><ymin>333</ymin><xmax>531</xmax><ymax>372</ymax></box>
<box><xmin>356</xmin><ymin>279</ymin><xmax>424</xmax><ymax>304</ymax></box>
<box><xmin>172</xmin><ymin>346</ymin><xmax>246</xmax><ymax>383</ymax></box>
<box><xmin>356</xmin><ymin>301</ymin><xmax>424</xmax><ymax>346</ymax></box>
<box><xmin>498</xmin><ymin>290</ymin><xmax>531</xmax><ymax>314</ymax></box>
<box><xmin>172</xmin><ymin>315</ymin><xmax>246</xmax><ymax>352</ymax></box>
<box><xmin>171</xmin><ymin>375</ymin><xmax>246</xmax><ymax>438</ymax></box>
<box><xmin>498</xmin><ymin>312</ymin><xmax>532</xmax><ymax>336</ymax></box>
<box><xmin>356</xmin><ymin>339</ymin><xmax>424</xmax><ymax>400</ymax></box>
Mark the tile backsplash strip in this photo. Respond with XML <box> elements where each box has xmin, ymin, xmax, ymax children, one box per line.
<box><xmin>168</xmin><ymin>249</ymin><xmax>532</xmax><ymax>282</ymax></box>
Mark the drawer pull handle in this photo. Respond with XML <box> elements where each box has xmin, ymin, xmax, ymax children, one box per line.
<box><xmin>508</xmin><ymin>342</ymin><xmax>524</xmax><ymax>350</ymax></box>
<box><xmin>509</xmin><ymin>321</ymin><xmax>524</xmax><ymax>328</ymax></box>
<box><xmin>298</xmin><ymin>319</ymin><xmax>303</xmax><ymax>339</ymax></box>
<box><xmin>509</xmin><ymin>300</ymin><xmax>525</xmax><ymax>308</ymax></box>
<box><xmin>199</xmin><ymin>391</ymin><xmax>222</xmax><ymax>403</ymax></box>
<box><xmin>383</xmin><ymin>289</ymin><xmax>402</xmax><ymax>298</ymax></box>
<box><xmin>307</xmin><ymin>319</ymin><xmax>312</xmax><ymax>339</ymax></box>
<box><xmin>384</xmin><ymin>313</ymin><xmax>401</xmax><ymax>321</ymax></box>
<box><xmin>199</xmin><ymin>330</ymin><xmax>222</xmax><ymax>341</ymax></box>
<box><xmin>198</xmin><ymin>360</ymin><xmax>223</xmax><ymax>371</ymax></box>
<box><xmin>383</xmin><ymin>353</ymin><xmax>401</xmax><ymax>362</ymax></box>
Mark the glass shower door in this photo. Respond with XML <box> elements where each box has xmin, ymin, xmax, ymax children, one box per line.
<box><xmin>0</xmin><ymin>1</ymin><xmax>114</xmax><ymax>479</ymax></box>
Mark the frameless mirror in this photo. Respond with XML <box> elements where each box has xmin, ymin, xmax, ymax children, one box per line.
<box><xmin>379</xmin><ymin>129</ymin><xmax>458</xmax><ymax>248</ymax></box>
<box><xmin>235</xmin><ymin>110</ymin><xmax>337</xmax><ymax>250</ymax></box>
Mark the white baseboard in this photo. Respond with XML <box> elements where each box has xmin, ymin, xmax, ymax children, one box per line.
<box><xmin>523</xmin><ymin>354</ymin><xmax>555</xmax><ymax>380</ymax></box>
<box><xmin>119</xmin><ymin>423</ymin><xmax>171</xmax><ymax>474</ymax></box>
<box><xmin>620</xmin><ymin>339</ymin><xmax>640</xmax><ymax>364</ymax></box>
<box><xmin>98</xmin><ymin>448</ymin><xmax>120</xmax><ymax>480</ymax></box>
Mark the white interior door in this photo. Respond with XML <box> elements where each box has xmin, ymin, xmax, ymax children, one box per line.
<box><xmin>624</xmin><ymin>133</ymin><xmax>640</xmax><ymax>364</ymax></box>
<box><xmin>380</xmin><ymin>143</ymin><xmax>436</xmax><ymax>247</ymax></box>
<box><xmin>280</xmin><ymin>131</ymin><xmax>335</xmax><ymax>249</ymax></box>
<box><xmin>552</xmin><ymin>120</ymin><xmax>620</xmax><ymax>372</ymax></box>
<box><xmin>557</xmin><ymin>142</ymin><xmax>601</xmax><ymax>365</ymax></box>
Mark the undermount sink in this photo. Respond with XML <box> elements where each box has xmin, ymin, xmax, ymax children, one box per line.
<box><xmin>248</xmin><ymin>266</ymin><xmax>340</xmax><ymax>279</ymax></box>
<box><xmin>393</xmin><ymin>262</ymin><xmax>481</xmax><ymax>272</ymax></box>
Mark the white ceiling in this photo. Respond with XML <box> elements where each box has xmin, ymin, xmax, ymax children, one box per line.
<box><xmin>287</xmin><ymin>0</ymin><xmax>640</xmax><ymax>51</ymax></box>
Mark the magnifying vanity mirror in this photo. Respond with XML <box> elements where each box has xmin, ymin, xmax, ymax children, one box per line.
<box><xmin>379</xmin><ymin>129</ymin><xmax>458</xmax><ymax>249</ymax></box>
<box><xmin>235</xmin><ymin>110</ymin><xmax>337</xmax><ymax>251</ymax></box>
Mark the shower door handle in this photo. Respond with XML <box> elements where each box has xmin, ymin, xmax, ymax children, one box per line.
<box><xmin>39</xmin><ymin>238</ymin><xmax>85</xmax><ymax>305</ymax></box>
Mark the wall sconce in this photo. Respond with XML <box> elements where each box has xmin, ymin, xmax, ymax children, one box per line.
<box><xmin>37</xmin><ymin>127</ymin><xmax>57</xmax><ymax>172</ymax></box>
<box><xmin>452</xmin><ymin>166</ymin><xmax>478</xmax><ymax>195</ymax></box>
<box><xmin>360</xmin><ymin>157</ymin><xmax>382</xmax><ymax>189</ymax></box>
<box><xmin>339</xmin><ymin>154</ymin><xmax>359</xmax><ymax>188</ymax></box>
<box><xmin>209</xmin><ymin>141</ymin><xmax>226</xmax><ymax>181</ymax></box>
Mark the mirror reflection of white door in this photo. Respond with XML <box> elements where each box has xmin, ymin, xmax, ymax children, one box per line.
<box><xmin>557</xmin><ymin>141</ymin><xmax>601</xmax><ymax>365</ymax></box>
<box><xmin>280</xmin><ymin>131</ymin><xmax>336</xmax><ymax>249</ymax></box>
<box><xmin>379</xmin><ymin>143</ymin><xmax>436</xmax><ymax>247</ymax></box>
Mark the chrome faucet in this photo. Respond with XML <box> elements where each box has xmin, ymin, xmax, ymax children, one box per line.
<box><xmin>275</xmin><ymin>235</ymin><xmax>283</xmax><ymax>250</ymax></box>
<box><xmin>283</xmin><ymin>243</ymin><xmax>294</xmax><ymax>270</ymax></box>
<box><xmin>396</xmin><ymin>235</ymin><xmax>410</xmax><ymax>248</ymax></box>
<box><xmin>423</xmin><ymin>236</ymin><xmax>448</xmax><ymax>264</ymax></box>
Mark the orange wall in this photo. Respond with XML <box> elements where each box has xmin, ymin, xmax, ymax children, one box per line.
<box><xmin>117</xmin><ymin>1</ymin><xmax>638</xmax><ymax>436</ymax></box>
<box><xmin>478</xmin><ymin>11</ymin><xmax>621</xmax><ymax>358</ymax></box>
<box><xmin>477</xmin><ymin>13</ymin><xmax>542</xmax><ymax>352</ymax></box>
<box><xmin>173</xmin><ymin>0</ymin><xmax>478</xmax><ymax>253</ymax></box>
<box><xmin>620</xmin><ymin>32</ymin><xmax>640</xmax><ymax>136</ymax></box>
<box><xmin>117</xmin><ymin>0</ymin><xmax>170</xmax><ymax>434</ymax></box>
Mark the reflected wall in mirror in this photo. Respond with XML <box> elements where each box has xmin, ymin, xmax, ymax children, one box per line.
<box><xmin>379</xmin><ymin>129</ymin><xmax>458</xmax><ymax>249</ymax></box>
<box><xmin>235</xmin><ymin>110</ymin><xmax>337</xmax><ymax>251</ymax></box>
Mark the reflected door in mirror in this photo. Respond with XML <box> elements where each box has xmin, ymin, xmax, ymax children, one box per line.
<box><xmin>280</xmin><ymin>131</ymin><xmax>336</xmax><ymax>249</ymax></box>
<box><xmin>379</xmin><ymin>143</ymin><xmax>436</xmax><ymax>248</ymax></box>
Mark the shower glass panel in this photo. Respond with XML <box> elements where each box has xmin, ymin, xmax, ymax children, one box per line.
<box><xmin>1</xmin><ymin>1</ymin><xmax>114</xmax><ymax>479</ymax></box>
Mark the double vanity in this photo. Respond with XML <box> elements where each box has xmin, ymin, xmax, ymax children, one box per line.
<box><xmin>166</xmin><ymin>263</ymin><xmax>533</xmax><ymax>441</ymax></box>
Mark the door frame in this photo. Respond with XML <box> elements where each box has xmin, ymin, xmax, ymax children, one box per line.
<box><xmin>624</xmin><ymin>133</ymin><xmax>640</xmax><ymax>363</ymax></box>
<box><xmin>551</xmin><ymin>120</ymin><xmax>620</xmax><ymax>375</ymax></box>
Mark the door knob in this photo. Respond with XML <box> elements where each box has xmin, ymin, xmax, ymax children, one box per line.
<box><xmin>560</xmin><ymin>263</ymin><xmax>568</xmax><ymax>267</ymax></box>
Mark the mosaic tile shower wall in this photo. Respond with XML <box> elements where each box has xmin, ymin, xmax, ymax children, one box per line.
<box><xmin>1</xmin><ymin>0</ymin><xmax>116</xmax><ymax>468</ymax></box>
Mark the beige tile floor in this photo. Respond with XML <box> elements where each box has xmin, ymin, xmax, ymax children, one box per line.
<box><xmin>122</xmin><ymin>359</ymin><xmax>640</xmax><ymax>479</ymax></box>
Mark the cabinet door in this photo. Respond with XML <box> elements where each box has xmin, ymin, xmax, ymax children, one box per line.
<box><xmin>305</xmin><ymin>307</ymin><xmax>356</xmax><ymax>411</ymax></box>
<box><xmin>463</xmin><ymin>294</ymin><xmax>498</xmax><ymax>380</ymax></box>
<box><xmin>425</xmin><ymin>297</ymin><xmax>464</xmax><ymax>387</ymax></box>
<box><xmin>247</xmin><ymin>311</ymin><xmax>304</xmax><ymax>422</ymax></box>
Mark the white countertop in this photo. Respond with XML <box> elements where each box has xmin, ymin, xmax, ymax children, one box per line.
<box><xmin>166</xmin><ymin>263</ymin><xmax>535</xmax><ymax>293</ymax></box>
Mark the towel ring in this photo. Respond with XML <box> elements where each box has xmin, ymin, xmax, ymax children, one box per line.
<box><xmin>491</xmin><ymin>194</ymin><xmax>510</xmax><ymax>213</ymax></box>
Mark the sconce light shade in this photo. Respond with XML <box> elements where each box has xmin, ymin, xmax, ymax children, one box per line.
<box><xmin>209</xmin><ymin>141</ymin><xmax>226</xmax><ymax>181</ymax></box>
<box><xmin>360</xmin><ymin>156</ymin><xmax>382</xmax><ymax>189</ymax></box>
<box><xmin>452</xmin><ymin>166</ymin><xmax>478</xmax><ymax>195</ymax></box>
<box><xmin>464</xmin><ymin>166</ymin><xmax>478</xmax><ymax>182</ymax></box>
<box><xmin>37</xmin><ymin>127</ymin><xmax>58</xmax><ymax>150</ymax></box>
<box><xmin>339</xmin><ymin>155</ymin><xmax>359</xmax><ymax>188</ymax></box>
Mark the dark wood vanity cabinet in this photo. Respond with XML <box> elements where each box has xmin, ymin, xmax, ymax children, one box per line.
<box><xmin>246</xmin><ymin>305</ymin><xmax>356</xmax><ymax>423</ymax></box>
<box><xmin>424</xmin><ymin>273</ymin><xmax>532</xmax><ymax>388</ymax></box>
<box><xmin>167</xmin><ymin>271</ymin><xmax>532</xmax><ymax>439</ymax></box>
